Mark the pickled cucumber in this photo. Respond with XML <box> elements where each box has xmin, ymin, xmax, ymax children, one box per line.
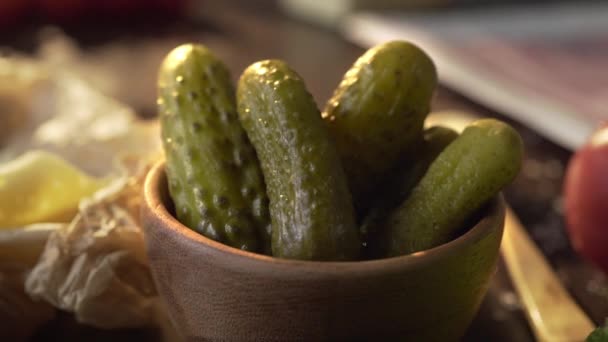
<box><xmin>387</xmin><ymin>125</ymin><xmax>459</xmax><ymax>211</ymax></box>
<box><xmin>158</xmin><ymin>43</ymin><xmax>270</xmax><ymax>253</ymax></box>
<box><xmin>237</xmin><ymin>60</ymin><xmax>360</xmax><ymax>261</ymax></box>
<box><xmin>322</xmin><ymin>40</ymin><xmax>437</xmax><ymax>208</ymax></box>
<box><xmin>361</xmin><ymin>126</ymin><xmax>458</xmax><ymax>254</ymax></box>
<box><xmin>380</xmin><ymin>119</ymin><xmax>523</xmax><ymax>257</ymax></box>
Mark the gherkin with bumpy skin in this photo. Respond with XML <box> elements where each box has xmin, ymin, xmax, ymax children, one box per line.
<box><xmin>158</xmin><ymin>43</ymin><xmax>270</xmax><ymax>253</ymax></box>
<box><xmin>361</xmin><ymin>126</ymin><xmax>458</xmax><ymax>257</ymax></box>
<box><xmin>380</xmin><ymin>119</ymin><xmax>523</xmax><ymax>257</ymax></box>
<box><xmin>322</xmin><ymin>40</ymin><xmax>437</xmax><ymax>210</ymax></box>
<box><xmin>237</xmin><ymin>59</ymin><xmax>360</xmax><ymax>261</ymax></box>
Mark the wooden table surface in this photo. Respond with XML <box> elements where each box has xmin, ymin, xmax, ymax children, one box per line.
<box><xmin>4</xmin><ymin>0</ymin><xmax>606</xmax><ymax>340</ymax></box>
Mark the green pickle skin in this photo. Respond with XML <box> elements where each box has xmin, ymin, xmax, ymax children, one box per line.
<box><xmin>381</xmin><ymin>119</ymin><xmax>523</xmax><ymax>257</ymax></box>
<box><xmin>237</xmin><ymin>60</ymin><xmax>360</xmax><ymax>261</ymax></box>
<box><xmin>322</xmin><ymin>40</ymin><xmax>437</xmax><ymax>208</ymax></box>
<box><xmin>158</xmin><ymin>44</ymin><xmax>271</xmax><ymax>253</ymax></box>
<box><xmin>389</xmin><ymin>126</ymin><xmax>460</xmax><ymax>211</ymax></box>
<box><xmin>361</xmin><ymin>126</ymin><xmax>458</xmax><ymax>254</ymax></box>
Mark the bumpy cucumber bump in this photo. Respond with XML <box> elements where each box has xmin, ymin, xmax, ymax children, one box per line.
<box><xmin>323</xmin><ymin>40</ymin><xmax>437</xmax><ymax>208</ymax></box>
<box><xmin>158</xmin><ymin>43</ymin><xmax>270</xmax><ymax>253</ymax></box>
<box><xmin>381</xmin><ymin>119</ymin><xmax>523</xmax><ymax>257</ymax></box>
<box><xmin>237</xmin><ymin>59</ymin><xmax>360</xmax><ymax>261</ymax></box>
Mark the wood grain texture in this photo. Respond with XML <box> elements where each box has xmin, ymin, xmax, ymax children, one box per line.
<box><xmin>141</xmin><ymin>161</ymin><xmax>506</xmax><ymax>341</ymax></box>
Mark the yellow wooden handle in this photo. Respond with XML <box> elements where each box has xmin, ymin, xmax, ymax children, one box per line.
<box><xmin>502</xmin><ymin>207</ymin><xmax>596</xmax><ymax>342</ymax></box>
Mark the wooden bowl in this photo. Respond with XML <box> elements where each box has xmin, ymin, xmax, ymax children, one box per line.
<box><xmin>141</xmin><ymin>161</ymin><xmax>505</xmax><ymax>341</ymax></box>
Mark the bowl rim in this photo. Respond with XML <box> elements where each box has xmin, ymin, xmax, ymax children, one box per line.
<box><xmin>143</xmin><ymin>160</ymin><xmax>505</xmax><ymax>271</ymax></box>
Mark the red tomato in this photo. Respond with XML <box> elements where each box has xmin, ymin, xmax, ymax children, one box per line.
<box><xmin>564</xmin><ymin>124</ymin><xmax>608</xmax><ymax>274</ymax></box>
